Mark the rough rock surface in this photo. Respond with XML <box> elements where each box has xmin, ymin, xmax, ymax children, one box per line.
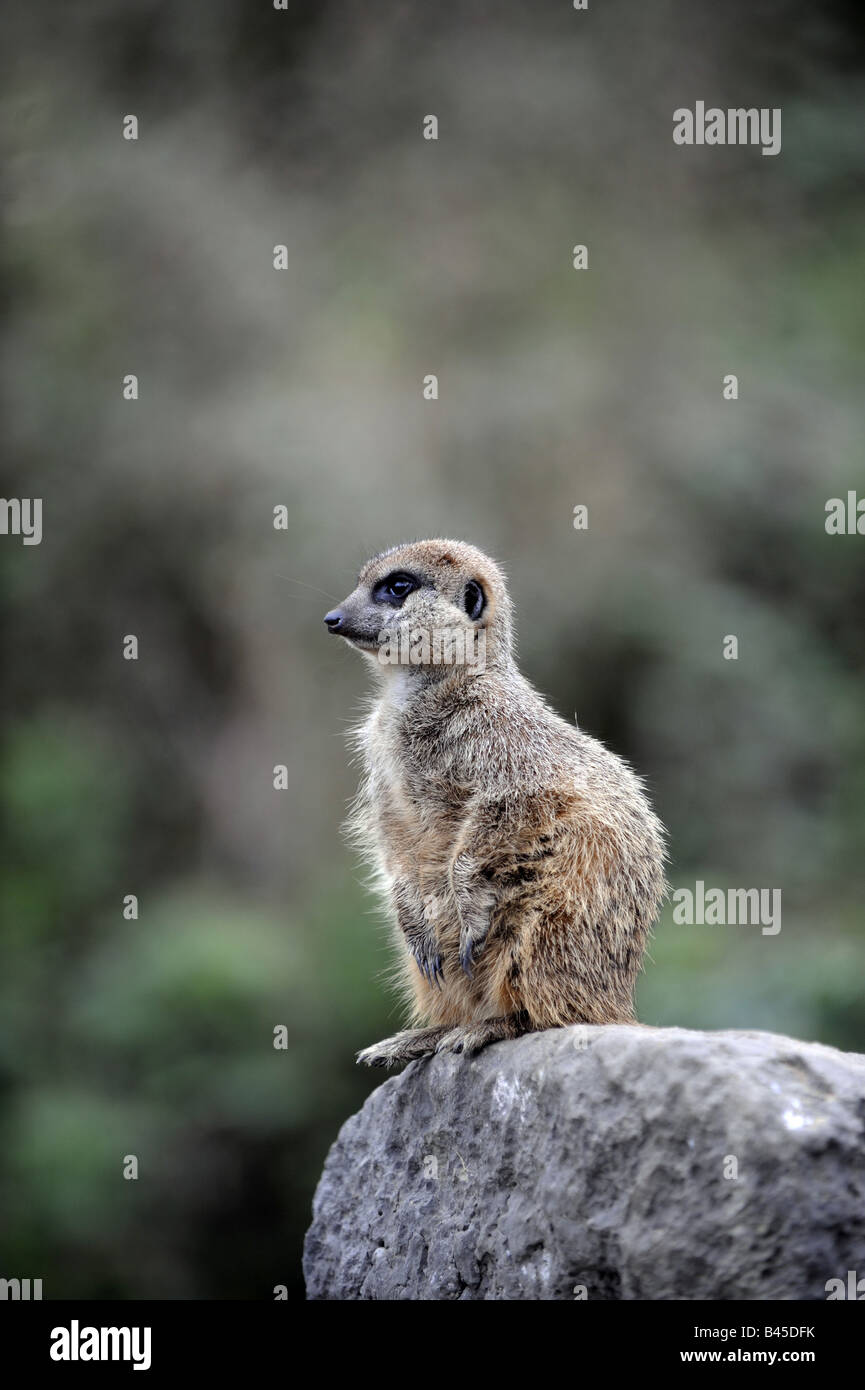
<box><xmin>303</xmin><ymin>1025</ymin><xmax>865</xmax><ymax>1300</ymax></box>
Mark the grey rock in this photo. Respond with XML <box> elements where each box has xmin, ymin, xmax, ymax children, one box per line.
<box><xmin>303</xmin><ymin>1025</ymin><xmax>865</xmax><ymax>1300</ymax></box>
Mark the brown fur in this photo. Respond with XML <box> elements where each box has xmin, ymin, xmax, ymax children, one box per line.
<box><xmin>325</xmin><ymin>540</ymin><xmax>667</xmax><ymax>1066</ymax></box>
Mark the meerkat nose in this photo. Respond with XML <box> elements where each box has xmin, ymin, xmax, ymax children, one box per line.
<box><xmin>324</xmin><ymin>609</ymin><xmax>345</xmax><ymax>632</ymax></box>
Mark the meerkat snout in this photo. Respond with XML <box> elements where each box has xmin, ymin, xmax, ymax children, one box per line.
<box><xmin>326</xmin><ymin>538</ymin><xmax>667</xmax><ymax>1068</ymax></box>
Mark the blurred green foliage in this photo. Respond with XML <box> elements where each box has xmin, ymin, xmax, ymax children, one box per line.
<box><xmin>1</xmin><ymin>0</ymin><xmax>864</xmax><ymax>1298</ymax></box>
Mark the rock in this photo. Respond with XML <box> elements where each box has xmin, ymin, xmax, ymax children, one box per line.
<box><xmin>303</xmin><ymin>1025</ymin><xmax>865</xmax><ymax>1300</ymax></box>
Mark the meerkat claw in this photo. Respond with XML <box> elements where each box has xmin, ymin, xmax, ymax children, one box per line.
<box><xmin>413</xmin><ymin>947</ymin><xmax>444</xmax><ymax>988</ymax></box>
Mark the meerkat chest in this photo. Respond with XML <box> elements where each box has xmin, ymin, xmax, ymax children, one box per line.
<box><xmin>366</xmin><ymin>714</ymin><xmax>463</xmax><ymax>874</ymax></box>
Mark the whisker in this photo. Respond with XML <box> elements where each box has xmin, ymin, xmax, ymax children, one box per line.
<box><xmin>274</xmin><ymin>573</ymin><xmax>342</xmax><ymax>602</ymax></box>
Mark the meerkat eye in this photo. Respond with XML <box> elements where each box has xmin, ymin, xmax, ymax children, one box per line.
<box><xmin>464</xmin><ymin>579</ymin><xmax>485</xmax><ymax>621</ymax></box>
<box><xmin>373</xmin><ymin>571</ymin><xmax>418</xmax><ymax>606</ymax></box>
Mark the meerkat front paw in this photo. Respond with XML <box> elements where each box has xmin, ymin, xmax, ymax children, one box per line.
<box><xmin>393</xmin><ymin>884</ymin><xmax>444</xmax><ymax>988</ymax></box>
<box><xmin>410</xmin><ymin>942</ymin><xmax>444</xmax><ymax>988</ymax></box>
<box><xmin>452</xmin><ymin>856</ymin><xmax>496</xmax><ymax>978</ymax></box>
<box><xmin>458</xmin><ymin>930</ymin><xmax>485</xmax><ymax>978</ymax></box>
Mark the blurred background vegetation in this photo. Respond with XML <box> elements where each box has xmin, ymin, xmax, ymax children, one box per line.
<box><xmin>1</xmin><ymin>0</ymin><xmax>864</xmax><ymax>1298</ymax></box>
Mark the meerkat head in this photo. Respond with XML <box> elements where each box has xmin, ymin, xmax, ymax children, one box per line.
<box><xmin>323</xmin><ymin>539</ymin><xmax>514</xmax><ymax>682</ymax></box>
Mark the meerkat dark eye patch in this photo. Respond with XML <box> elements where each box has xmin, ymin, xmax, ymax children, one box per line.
<box><xmin>464</xmin><ymin>579</ymin><xmax>485</xmax><ymax>621</ymax></box>
<box><xmin>373</xmin><ymin>571</ymin><xmax>419</xmax><ymax>607</ymax></box>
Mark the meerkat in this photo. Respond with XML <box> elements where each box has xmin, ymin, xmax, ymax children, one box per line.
<box><xmin>323</xmin><ymin>539</ymin><xmax>667</xmax><ymax>1067</ymax></box>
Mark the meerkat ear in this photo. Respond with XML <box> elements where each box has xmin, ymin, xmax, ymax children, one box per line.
<box><xmin>463</xmin><ymin>579</ymin><xmax>486</xmax><ymax>621</ymax></box>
